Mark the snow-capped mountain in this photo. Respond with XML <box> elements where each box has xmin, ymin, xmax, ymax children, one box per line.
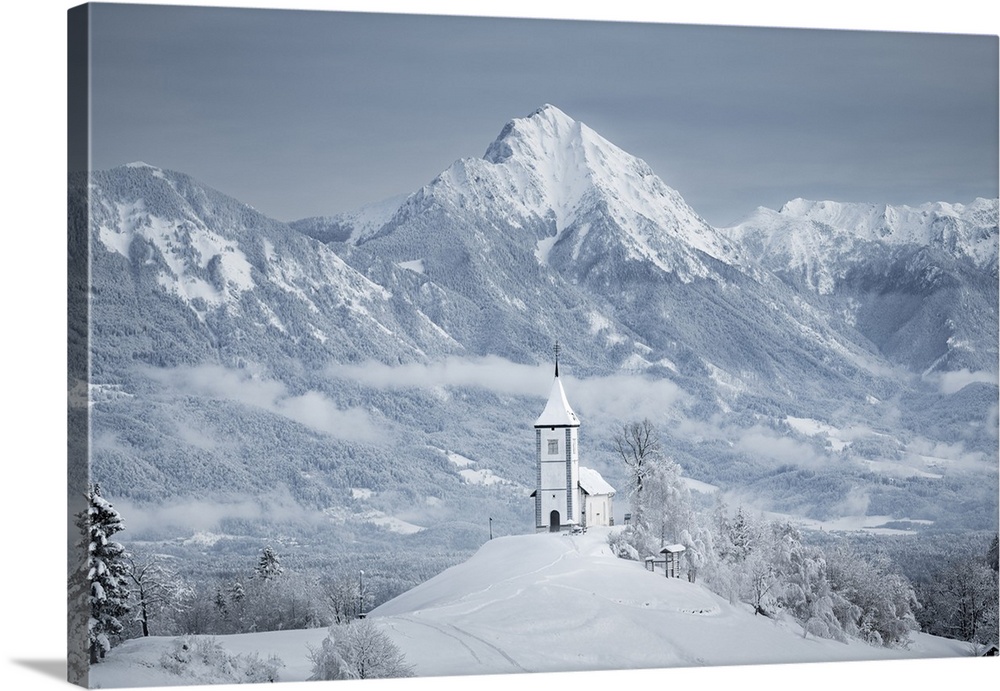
<box><xmin>724</xmin><ymin>197</ymin><xmax>998</xmax><ymax>373</ymax></box>
<box><xmin>82</xmin><ymin>163</ymin><xmax>473</xmax><ymax>373</ymax></box>
<box><xmin>342</xmin><ymin>106</ymin><xmax>880</xmax><ymax>387</ymax></box>
<box><xmin>76</xmin><ymin>105</ymin><xmax>999</xmax><ymax>567</ymax></box>
<box><xmin>361</xmin><ymin>105</ymin><xmax>741</xmax><ymax>280</ymax></box>
<box><xmin>290</xmin><ymin>193</ymin><xmax>408</xmax><ymax>245</ymax></box>
<box><xmin>478</xmin><ymin>104</ymin><xmax>742</xmax><ymax>272</ymax></box>
<box><xmin>726</xmin><ymin>197</ymin><xmax>998</xmax><ymax>292</ymax></box>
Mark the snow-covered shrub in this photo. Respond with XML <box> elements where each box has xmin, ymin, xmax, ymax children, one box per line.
<box><xmin>159</xmin><ymin>636</ymin><xmax>283</xmax><ymax>683</ymax></box>
<box><xmin>307</xmin><ymin>634</ymin><xmax>356</xmax><ymax>681</ymax></box>
<box><xmin>607</xmin><ymin>528</ymin><xmax>641</xmax><ymax>560</ymax></box>
<box><xmin>308</xmin><ymin>619</ymin><xmax>413</xmax><ymax>680</ymax></box>
<box><xmin>238</xmin><ymin>652</ymin><xmax>285</xmax><ymax>684</ymax></box>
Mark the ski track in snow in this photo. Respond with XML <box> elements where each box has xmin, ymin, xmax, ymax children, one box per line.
<box><xmin>387</xmin><ymin>615</ymin><xmax>528</xmax><ymax>673</ymax></box>
<box><xmin>425</xmin><ymin>545</ymin><xmax>577</xmax><ymax>618</ymax></box>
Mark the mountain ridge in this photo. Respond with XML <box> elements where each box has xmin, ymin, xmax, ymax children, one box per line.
<box><xmin>77</xmin><ymin>105</ymin><xmax>999</xmax><ymax>560</ymax></box>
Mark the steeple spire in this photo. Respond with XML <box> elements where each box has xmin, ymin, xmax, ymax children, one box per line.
<box><xmin>534</xmin><ymin>343</ymin><xmax>579</xmax><ymax>428</ymax></box>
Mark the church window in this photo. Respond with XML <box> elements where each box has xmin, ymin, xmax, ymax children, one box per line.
<box><xmin>547</xmin><ymin>439</ymin><xmax>559</xmax><ymax>455</ymax></box>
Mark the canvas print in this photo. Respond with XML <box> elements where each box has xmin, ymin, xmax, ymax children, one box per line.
<box><xmin>67</xmin><ymin>2</ymin><xmax>1000</xmax><ymax>688</ymax></box>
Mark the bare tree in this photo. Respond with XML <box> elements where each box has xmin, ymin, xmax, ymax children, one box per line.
<box><xmin>125</xmin><ymin>553</ymin><xmax>189</xmax><ymax>637</ymax></box>
<box><xmin>322</xmin><ymin>574</ymin><xmax>365</xmax><ymax>624</ymax></box>
<box><xmin>613</xmin><ymin>418</ymin><xmax>663</xmax><ymax>519</ymax></box>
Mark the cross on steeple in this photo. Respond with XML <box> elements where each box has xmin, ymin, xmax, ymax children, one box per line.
<box><xmin>554</xmin><ymin>340</ymin><xmax>561</xmax><ymax>377</ymax></box>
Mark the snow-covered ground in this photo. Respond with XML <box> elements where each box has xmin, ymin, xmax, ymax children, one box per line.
<box><xmin>89</xmin><ymin>528</ymin><xmax>976</xmax><ymax>689</ymax></box>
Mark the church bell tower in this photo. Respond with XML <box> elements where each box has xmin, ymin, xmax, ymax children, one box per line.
<box><xmin>532</xmin><ymin>342</ymin><xmax>581</xmax><ymax>532</ymax></box>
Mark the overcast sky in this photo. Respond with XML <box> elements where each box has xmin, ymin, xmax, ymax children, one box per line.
<box><xmin>86</xmin><ymin>2</ymin><xmax>998</xmax><ymax>227</ymax></box>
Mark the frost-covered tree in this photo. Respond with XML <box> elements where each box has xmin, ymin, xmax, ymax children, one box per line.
<box><xmin>722</xmin><ymin>507</ymin><xmax>760</xmax><ymax>564</ymax></box>
<box><xmin>323</xmin><ymin>573</ymin><xmax>368</xmax><ymax>624</ymax></box>
<box><xmin>349</xmin><ymin>620</ymin><xmax>413</xmax><ymax>678</ymax></box>
<box><xmin>213</xmin><ymin>587</ymin><xmax>228</xmax><ymax>616</ymax></box>
<box><xmin>229</xmin><ymin>579</ymin><xmax>246</xmax><ymax>605</ymax></box>
<box><xmin>702</xmin><ymin>505</ymin><xmax>767</xmax><ymax>607</ymax></box>
<box><xmin>310</xmin><ymin>619</ymin><xmax>414</xmax><ymax>680</ymax></box>
<box><xmin>308</xmin><ymin>633</ymin><xmax>356</xmax><ymax>681</ymax></box>
<box><xmin>613</xmin><ymin>418</ymin><xmax>661</xmax><ymax>522</ymax></box>
<box><xmin>825</xmin><ymin>543</ymin><xmax>918</xmax><ymax>647</ymax></box>
<box><xmin>639</xmin><ymin>457</ymin><xmax>694</xmax><ymax>550</ymax></box>
<box><xmin>75</xmin><ymin>484</ymin><xmax>131</xmax><ymax>663</ymax></box>
<box><xmin>255</xmin><ymin>546</ymin><xmax>283</xmax><ymax>581</ymax></box>
<box><xmin>919</xmin><ymin>555</ymin><xmax>998</xmax><ymax>643</ymax></box>
<box><xmin>744</xmin><ymin>549</ymin><xmax>779</xmax><ymax>617</ymax></box>
<box><xmin>775</xmin><ymin>531</ymin><xmax>847</xmax><ymax>641</ymax></box>
<box><xmin>125</xmin><ymin>553</ymin><xmax>189</xmax><ymax>637</ymax></box>
<box><xmin>608</xmin><ymin>419</ymin><xmax>699</xmax><ymax>566</ymax></box>
<box><xmin>679</xmin><ymin>527</ymin><xmax>712</xmax><ymax>584</ymax></box>
<box><xmin>226</xmin><ymin>579</ymin><xmax>247</xmax><ymax>632</ymax></box>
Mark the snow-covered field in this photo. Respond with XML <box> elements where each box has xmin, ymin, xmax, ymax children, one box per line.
<box><xmin>89</xmin><ymin>528</ymin><xmax>977</xmax><ymax>689</ymax></box>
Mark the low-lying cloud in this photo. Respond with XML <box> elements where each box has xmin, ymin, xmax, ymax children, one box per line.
<box><xmin>925</xmin><ymin>368</ymin><xmax>998</xmax><ymax>395</ymax></box>
<box><xmin>115</xmin><ymin>485</ymin><xmax>327</xmax><ymax>538</ymax></box>
<box><xmin>328</xmin><ymin>356</ymin><xmax>547</xmax><ymax>395</ymax></box>
<box><xmin>732</xmin><ymin>425</ymin><xmax>831</xmax><ymax>469</ymax></box>
<box><xmin>327</xmin><ymin>356</ymin><xmax>688</xmax><ymax>424</ymax></box>
<box><xmin>144</xmin><ymin>364</ymin><xmax>378</xmax><ymax>442</ymax></box>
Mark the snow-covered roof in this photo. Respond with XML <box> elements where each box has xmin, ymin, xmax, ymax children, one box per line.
<box><xmin>533</xmin><ymin>374</ymin><xmax>580</xmax><ymax>428</ymax></box>
<box><xmin>660</xmin><ymin>544</ymin><xmax>687</xmax><ymax>553</ymax></box>
<box><xmin>578</xmin><ymin>466</ymin><xmax>615</xmax><ymax>496</ymax></box>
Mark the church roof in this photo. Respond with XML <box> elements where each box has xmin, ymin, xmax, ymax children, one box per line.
<box><xmin>533</xmin><ymin>372</ymin><xmax>580</xmax><ymax>428</ymax></box>
<box><xmin>578</xmin><ymin>466</ymin><xmax>615</xmax><ymax>496</ymax></box>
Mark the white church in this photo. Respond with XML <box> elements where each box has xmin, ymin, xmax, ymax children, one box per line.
<box><xmin>529</xmin><ymin>352</ymin><xmax>616</xmax><ymax>532</ymax></box>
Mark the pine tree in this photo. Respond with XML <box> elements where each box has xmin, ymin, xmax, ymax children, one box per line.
<box><xmin>255</xmin><ymin>546</ymin><xmax>284</xmax><ymax>581</ymax></box>
<box><xmin>229</xmin><ymin>579</ymin><xmax>246</xmax><ymax>604</ymax></box>
<box><xmin>214</xmin><ymin>586</ymin><xmax>229</xmax><ymax>616</ymax></box>
<box><xmin>75</xmin><ymin>484</ymin><xmax>131</xmax><ymax>663</ymax></box>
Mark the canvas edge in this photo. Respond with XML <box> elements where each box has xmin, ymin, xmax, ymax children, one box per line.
<box><xmin>67</xmin><ymin>3</ymin><xmax>92</xmax><ymax>687</ymax></box>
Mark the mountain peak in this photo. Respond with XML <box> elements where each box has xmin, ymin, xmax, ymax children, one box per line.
<box><xmin>483</xmin><ymin>104</ymin><xmax>585</xmax><ymax>165</ymax></box>
<box><xmin>472</xmin><ymin>105</ymin><xmax>737</xmax><ymax>268</ymax></box>
<box><xmin>530</xmin><ymin>102</ymin><xmax>570</xmax><ymax>119</ymax></box>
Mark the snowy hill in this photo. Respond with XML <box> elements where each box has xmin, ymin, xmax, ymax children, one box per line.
<box><xmin>89</xmin><ymin>528</ymin><xmax>974</xmax><ymax>687</ymax></box>
<box><xmin>370</xmin><ymin>528</ymin><xmax>970</xmax><ymax>674</ymax></box>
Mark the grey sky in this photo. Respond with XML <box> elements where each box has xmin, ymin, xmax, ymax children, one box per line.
<box><xmin>87</xmin><ymin>3</ymin><xmax>998</xmax><ymax>227</ymax></box>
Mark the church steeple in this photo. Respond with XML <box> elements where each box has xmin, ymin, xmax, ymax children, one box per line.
<box><xmin>532</xmin><ymin>343</ymin><xmax>581</xmax><ymax>532</ymax></box>
<box><xmin>533</xmin><ymin>341</ymin><xmax>579</xmax><ymax>428</ymax></box>
<box><xmin>530</xmin><ymin>343</ymin><xmax>616</xmax><ymax>532</ymax></box>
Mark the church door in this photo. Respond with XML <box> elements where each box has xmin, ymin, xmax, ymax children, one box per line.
<box><xmin>549</xmin><ymin>510</ymin><xmax>560</xmax><ymax>532</ymax></box>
